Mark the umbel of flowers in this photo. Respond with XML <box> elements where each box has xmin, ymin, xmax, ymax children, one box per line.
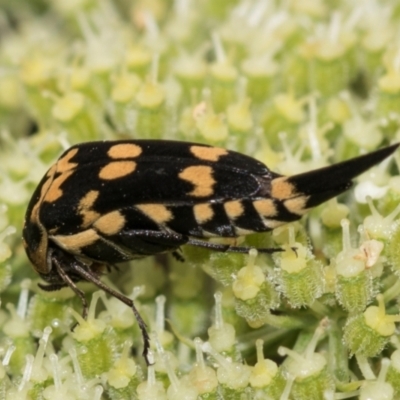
<box><xmin>2</xmin><ymin>0</ymin><xmax>400</xmax><ymax>399</ymax></box>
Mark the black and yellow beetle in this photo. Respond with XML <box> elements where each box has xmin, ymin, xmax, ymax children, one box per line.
<box><xmin>22</xmin><ymin>140</ymin><xmax>399</xmax><ymax>363</ymax></box>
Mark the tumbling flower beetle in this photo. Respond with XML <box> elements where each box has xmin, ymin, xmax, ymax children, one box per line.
<box><xmin>22</xmin><ymin>140</ymin><xmax>399</xmax><ymax>364</ymax></box>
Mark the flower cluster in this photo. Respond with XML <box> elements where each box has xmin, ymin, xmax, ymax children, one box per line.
<box><xmin>1</xmin><ymin>0</ymin><xmax>400</xmax><ymax>398</ymax></box>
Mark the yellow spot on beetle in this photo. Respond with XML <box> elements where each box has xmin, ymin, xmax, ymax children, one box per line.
<box><xmin>94</xmin><ymin>211</ymin><xmax>126</xmax><ymax>235</ymax></box>
<box><xmin>27</xmin><ymin>165</ymin><xmax>61</xmax><ymax>273</ymax></box>
<box><xmin>224</xmin><ymin>200</ymin><xmax>244</xmax><ymax>220</ymax></box>
<box><xmin>190</xmin><ymin>146</ymin><xmax>228</xmax><ymax>162</ymax></box>
<box><xmin>56</xmin><ymin>148</ymin><xmax>79</xmax><ymax>173</ymax></box>
<box><xmin>99</xmin><ymin>161</ymin><xmax>136</xmax><ymax>180</ymax></box>
<box><xmin>194</xmin><ymin>203</ymin><xmax>214</xmax><ymax>224</ymax></box>
<box><xmin>108</xmin><ymin>143</ymin><xmax>142</xmax><ymax>159</ymax></box>
<box><xmin>136</xmin><ymin>204</ymin><xmax>173</xmax><ymax>224</ymax></box>
<box><xmin>284</xmin><ymin>196</ymin><xmax>309</xmax><ymax>215</ymax></box>
<box><xmin>30</xmin><ymin>178</ymin><xmax>52</xmax><ymax>223</ymax></box>
<box><xmin>271</xmin><ymin>177</ymin><xmax>297</xmax><ymax>200</ymax></box>
<box><xmin>253</xmin><ymin>199</ymin><xmax>277</xmax><ymax>218</ymax></box>
<box><xmin>27</xmin><ymin>151</ymin><xmax>81</xmax><ymax>271</ymax></box>
<box><xmin>44</xmin><ymin>171</ymin><xmax>74</xmax><ymax>203</ymax></box>
<box><xmin>79</xmin><ymin>190</ymin><xmax>99</xmax><ymax>210</ymax></box>
<box><xmin>46</xmin><ymin>164</ymin><xmax>57</xmax><ymax>177</ymax></box>
<box><xmin>78</xmin><ymin>190</ymin><xmax>100</xmax><ymax>228</ymax></box>
<box><xmin>52</xmin><ymin>229</ymin><xmax>99</xmax><ymax>253</ymax></box>
<box><xmin>179</xmin><ymin>165</ymin><xmax>216</xmax><ymax>197</ymax></box>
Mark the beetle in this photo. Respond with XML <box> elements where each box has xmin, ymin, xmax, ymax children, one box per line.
<box><xmin>22</xmin><ymin>140</ymin><xmax>399</xmax><ymax>364</ymax></box>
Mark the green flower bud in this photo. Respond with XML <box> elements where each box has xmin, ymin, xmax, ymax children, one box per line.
<box><xmin>250</xmin><ymin>339</ymin><xmax>285</xmax><ymax>399</ymax></box>
<box><xmin>70</xmin><ymin>292</ymin><xmax>118</xmax><ymax>379</ymax></box>
<box><xmin>335</xmin><ymin>220</ymin><xmax>378</xmax><ymax>312</ymax></box>
<box><xmin>106</xmin><ymin>341</ymin><xmax>142</xmax><ymax>400</ymax></box>
<box><xmin>344</xmin><ymin>295</ymin><xmax>400</xmax><ymax>357</ymax></box>
<box><xmin>386</xmin><ymin>350</ymin><xmax>400</xmax><ymax>397</ymax></box>
<box><xmin>279</xmin><ymin>320</ymin><xmax>333</xmax><ymax>400</ymax></box>
<box><xmin>275</xmin><ymin>243</ymin><xmax>323</xmax><ymax>308</ymax></box>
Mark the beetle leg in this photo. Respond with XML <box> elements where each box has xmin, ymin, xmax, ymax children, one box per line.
<box><xmin>65</xmin><ymin>259</ymin><xmax>152</xmax><ymax>366</ymax></box>
<box><xmin>187</xmin><ymin>238</ymin><xmax>283</xmax><ymax>254</ymax></box>
<box><xmin>52</xmin><ymin>257</ymin><xmax>89</xmax><ymax>320</ymax></box>
<box><xmin>171</xmin><ymin>250</ymin><xmax>185</xmax><ymax>262</ymax></box>
<box><xmin>105</xmin><ymin>263</ymin><xmax>119</xmax><ymax>273</ymax></box>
